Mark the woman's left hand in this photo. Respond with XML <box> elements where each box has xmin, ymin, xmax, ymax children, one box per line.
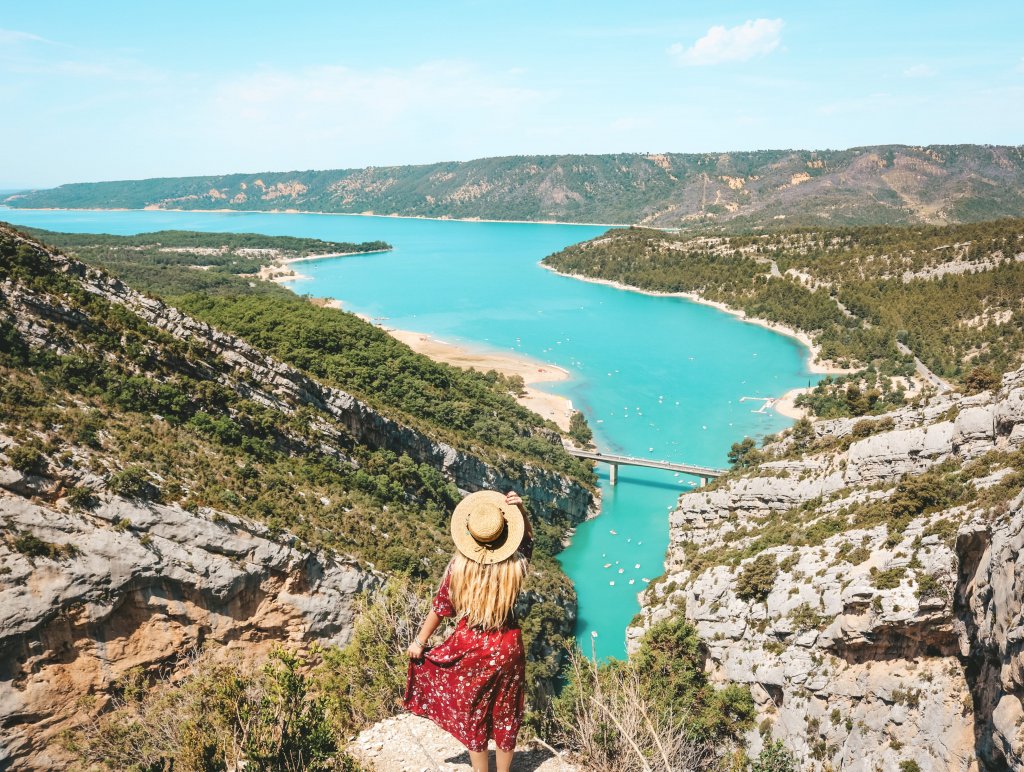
<box><xmin>505</xmin><ymin>491</ymin><xmax>523</xmax><ymax>507</ymax></box>
<box><xmin>407</xmin><ymin>640</ymin><xmax>425</xmax><ymax>661</ymax></box>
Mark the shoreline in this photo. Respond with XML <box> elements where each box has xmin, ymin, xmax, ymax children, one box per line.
<box><xmin>255</xmin><ymin>249</ymin><xmax>390</xmax><ymax>284</ymax></box>
<box><xmin>386</xmin><ymin>328</ymin><xmax>575</xmax><ymax>432</ymax></box>
<box><xmin>0</xmin><ymin>205</ymin><xmax>626</xmax><ymax>229</ymax></box>
<box><xmin>300</xmin><ymin>295</ymin><xmax>576</xmax><ymax>431</ymax></box>
<box><xmin>541</xmin><ymin>265</ymin><xmax>855</xmax><ymax>420</ymax></box>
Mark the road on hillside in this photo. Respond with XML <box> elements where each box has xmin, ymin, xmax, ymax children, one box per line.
<box><xmin>896</xmin><ymin>341</ymin><xmax>953</xmax><ymax>393</ymax></box>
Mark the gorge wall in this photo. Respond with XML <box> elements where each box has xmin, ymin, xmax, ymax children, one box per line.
<box><xmin>630</xmin><ymin>366</ymin><xmax>1024</xmax><ymax>770</ymax></box>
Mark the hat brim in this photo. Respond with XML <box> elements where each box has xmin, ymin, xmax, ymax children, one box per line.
<box><xmin>451</xmin><ymin>490</ymin><xmax>526</xmax><ymax>565</ymax></box>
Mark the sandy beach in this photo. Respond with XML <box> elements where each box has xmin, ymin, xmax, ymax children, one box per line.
<box><xmin>387</xmin><ymin>329</ymin><xmax>575</xmax><ymax>431</ymax></box>
<box><xmin>773</xmin><ymin>387</ymin><xmax>812</xmax><ymax>420</ymax></box>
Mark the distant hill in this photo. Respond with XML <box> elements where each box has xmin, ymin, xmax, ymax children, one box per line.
<box><xmin>5</xmin><ymin>145</ymin><xmax>1024</xmax><ymax>228</ymax></box>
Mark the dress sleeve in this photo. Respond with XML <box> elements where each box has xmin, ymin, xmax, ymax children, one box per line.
<box><xmin>431</xmin><ymin>564</ymin><xmax>456</xmax><ymax>618</ymax></box>
<box><xmin>518</xmin><ymin>530</ymin><xmax>534</xmax><ymax>561</ymax></box>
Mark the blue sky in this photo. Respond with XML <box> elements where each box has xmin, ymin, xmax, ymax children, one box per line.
<box><xmin>1</xmin><ymin>1</ymin><xmax>1022</xmax><ymax>188</ymax></box>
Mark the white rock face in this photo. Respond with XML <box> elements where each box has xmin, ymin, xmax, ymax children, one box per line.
<box><xmin>0</xmin><ymin>486</ymin><xmax>380</xmax><ymax>769</ymax></box>
<box><xmin>629</xmin><ymin>366</ymin><xmax>1024</xmax><ymax>770</ymax></box>
<box><xmin>348</xmin><ymin>714</ymin><xmax>582</xmax><ymax>771</ymax></box>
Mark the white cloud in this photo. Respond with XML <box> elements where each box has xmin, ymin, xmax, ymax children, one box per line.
<box><xmin>668</xmin><ymin>19</ymin><xmax>783</xmax><ymax>66</ymax></box>
<box><xmin>0</xmin><ymin>28</ymin><xmax>52</xmax><ymax>46</ymax></box>
<box><xmin>903</xmin><ymin>64</ymin><xmax>936</xmax><ymax>78</ymax></box>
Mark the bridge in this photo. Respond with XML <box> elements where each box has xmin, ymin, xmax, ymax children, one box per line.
<box><xmin>566</xmin><ymin>448</ymin><xmax>727</xmax><ymax>487</ymax></box>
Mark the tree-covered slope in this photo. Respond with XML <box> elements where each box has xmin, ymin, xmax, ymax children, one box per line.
<box><xmin>6</xmin><ymin>144</ymin><xmax>1024</xmax><ymax>228</ymax></box>
<box><xmin>544</xmin><ymin>218</ymin><xmax>1024</xmax><ymax>416</ymax></box>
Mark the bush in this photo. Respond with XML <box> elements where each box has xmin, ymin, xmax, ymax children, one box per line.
<box><xmin>66</xmin><ymin>485</ymin><xmax>99</xmax><ymax>510</ymax></box>
<box><xmin>568</xmin><ymin>411</ymin><xmax>594</xmax><ymax>447</ymax></box>
<box><xmin>108</xmin><ymin>466</ymin><xmax>159</xmax><ymax>500</ymax></box>
<box><xmin>727</xmin><ymin>437</ymin><xmax>763</xmax><ymax>470</ymax></box>
<box><xmin>736</xmin><ymin>554</ymin><xmax>779</xmax><ymax>602</ymax></box>
<box><xmin>8</xmin><ymin>443</ymin><xmax>47</xmax><ymax>475</ymax></box>
<box><xmin>752</xmin><ymin>739</ymin><xmax>797</xmax><ymax>772</ymax></box>
<box><xmin>963</xmin><ymin>365</ymin><xmax>999</xmax><ymax>394</ymax></box>
<box><xmin>553</xmin><ymin>617</ymin><xmax>754</xmax><ymax>771</ymax></box>
<box><xmin>315</xmin><ymin>578</ymin><xmax>429</xmax><ymax>736</ymax></box>
<box><xmin>11</xmin><ymin>531</ymin><xmax>79</xmax><ymax>561</ymax></box>
<box><xmin>71</xmin><ymin>648</ymin><xmax>357</xmax><ymax>771</ymax></box>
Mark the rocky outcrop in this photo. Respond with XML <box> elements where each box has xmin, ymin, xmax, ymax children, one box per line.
<box><xmin>630</xmin><ymin>366</ymin><xmax>1024</xmax><ymax>770</ymax></box>
<box><xmin>347</xmin><ymin>714</ymin><xmax>581</xmax><ymax>771</ymax></box>
<box><xmin>0</xmin><ymin>481</ymin><xmax>379</xmax><ymax>769</ymax></box>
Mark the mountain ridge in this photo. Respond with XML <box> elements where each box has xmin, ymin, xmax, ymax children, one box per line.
<box><xmin>7</xmin><ymin>144</ymin><xmax>1024</xmax><ymax>229</ymax></box>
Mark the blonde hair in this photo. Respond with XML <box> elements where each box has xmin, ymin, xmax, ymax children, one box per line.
<box><xmin>448</xmin><ymin>551</ymin><xmax>529</xmax><ymax>631</ymax></box>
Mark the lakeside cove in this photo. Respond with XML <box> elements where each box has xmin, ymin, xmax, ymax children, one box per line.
<box><xmin>0</xmin><ymin>207</ymin><xmax>811</xmax><ymax>658</ymax></box>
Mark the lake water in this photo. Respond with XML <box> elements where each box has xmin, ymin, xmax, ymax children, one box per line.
<box><xmin>1</xmin><ymin>208</ymin><xmax>812</xmax><ymax>658</ymax></box>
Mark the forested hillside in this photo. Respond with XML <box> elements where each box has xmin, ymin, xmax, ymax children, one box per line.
<box><xmin>0</xmin><ymin>224</ymin><xmax>595</xmax><ymax>763</ymax></box>
<box><xmin>544</xmin><ymin>219</ymin><xmax>1024</xmax><ymax>417</ymax></box>
<box><xmin>6</xmin><ymin>144</ymin><xmax>1024</xmax><ymax>228</ymax></box>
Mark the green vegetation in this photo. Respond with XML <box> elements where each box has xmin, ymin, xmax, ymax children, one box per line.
<box><xmin>7</xmin><ymin>442</ymin><xmax>47</xmax><ymax>475</ymax></box>
<box><xmin>22</xmin><ymin>227</ymin><xmax>389</xmax><ymax>274</ymax></box>
<box><xmin>554</xmin><ymin>617</ymin><xmax>756</xmax><ymax>770</ymax></box>
<box><xmin>0</xmin><ymin>223</ymin><xmax>593</xmax><ymax>758</ymax></box>
<box><xmin>727</xmin><ymin>437</ymin><xmax>764</xmax><ymax>470</ymax></box>
<box><xmin>8</xmin><ymin>145</ymin><xmax>1024</xmax><ymax>228</ymax></box>
<box><xmin>751</xmin><ymin>740</ymin><xmax>798</xmax><ymax>772</ymax></box>
<box><xmin>544</xmin><ymin>218</ymin><xmax>1024</xmax><ymax>415</ymax></box>
<box><xmin>735</xmin><ymin>554</ymin><xmax>779</xmax><ymax>601</ymax></box>
<box><xmin>18</xmin><ymin>227</ymin><xmax>594</xmax><ymax>484</ymax></box>
<box><xmin>684</xmin><ymin>446</ymin><xmax>1024</xmax><ymax>578</ymax></box>
<box><xmin>568</xmin><ymin>411</ymin><xmax>594</xmax><ymax>447</ymax></box>
<box><xmin>6</xmin><ymin>530</ymin><xmax>80</xmax><ymax>561</ymax></box>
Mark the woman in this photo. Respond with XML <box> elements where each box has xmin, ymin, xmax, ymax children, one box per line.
<box><xmin>405</xmin><ymin>489</ymin><xmax>533</xmax><ymax>772</ymax></box>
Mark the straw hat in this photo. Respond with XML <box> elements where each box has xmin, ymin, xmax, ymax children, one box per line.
<box><xmin>451</xmin><ymin>490</ymin><xmax>526</xmax><ymax>564</ymax></box>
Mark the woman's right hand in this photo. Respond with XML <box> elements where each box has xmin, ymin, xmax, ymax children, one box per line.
<box><xmin>407</xmin><ymin>640</ymin><xmax>425</xmax><ymax>661</ymax></box>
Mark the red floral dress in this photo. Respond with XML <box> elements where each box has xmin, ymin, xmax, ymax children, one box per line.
<box><xmin>404</xmin><ymin>535</ymin><xmax>532</xmax><ymax>752</ymax></box>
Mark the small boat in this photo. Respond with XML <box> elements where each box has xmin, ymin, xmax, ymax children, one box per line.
<box><xmin>618</xmin><ymin>568</ymin><xmax>624</xmax><ymax>574</ymax></box>
<box><xmin>634</xmin><ymin>563</ymin><xmax>641</xmax><ymax>569</ymax></box>
<box><xmin>609</xmin><ymin>529</ymin><xmax>617</xmax><ymax>535</ymax></box>
<box><xmin>642</xmin><ymin>577</ymin><xmax>651</xmax><ymax>583</ymax></box>
<box><xmin>629</xmin><ymin>579</ymin><xmax>635</xmax><ymax>585</ymax></box>
<box><xmin>603</xmin><ymin>563</ymin><xmax>611</xmax><ymax>569</ymax></box>
<box><xmin>609</xmin><ymin>581</ymin><xmax>615</xmax><ymax>586</ymax></box>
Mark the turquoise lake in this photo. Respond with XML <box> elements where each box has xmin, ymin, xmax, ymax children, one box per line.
<box><xmin>1</xmin><ymin>208</ymin><xmax>812</xmax><ymax>659</ymax></box>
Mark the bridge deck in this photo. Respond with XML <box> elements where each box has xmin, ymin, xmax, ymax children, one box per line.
<box><xmin>566</xmin><ymin>448</ymin><xmax>726</xmax><ymax>478</ymax></box>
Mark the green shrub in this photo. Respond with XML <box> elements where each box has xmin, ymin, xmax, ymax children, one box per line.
<box><xmin>71</xmin><ymin>647</ymin><xmax>358</xmax><ymax>771</ymax></box>
<box><xmin>8</xmin><ymin>443</ymin><xmax>47</xmax><ymax>475</ymax></box>
<box><xmin>752</xmin><ymin>739</ymin><xmax>797</xmax><ymax>772</ymax></box>
<box><xmin>728</xmin><ymin>437</ymin><xmax>763</xmax><ymax>470</ymax></box>
<box><xmin>66</xmin><ymin>485</ymin><xmax>99</xmax><ymax>510</ymax></box>
<box><xmin>108</xmin><ymin>466</ymin><xmax>159</xmax><ymax>500</ymax></box>
<box><xmin>553</xmin><ymin>616</ymin><xmax>754</xmax><ymax>769</ymax></box>
<box><xmin>11</xmin><ymin>531</ymin><xmax>79</xmax><ymax>561</ymax></box>
<box><xmin>736</xmin><ymin>554</ymin><xmax>779</xmax><ymax>602</ymax></box>
<box><xmin>871</xmin><ymin>566</ymin><xmax>906</xmax><ymax>590</ymax></box>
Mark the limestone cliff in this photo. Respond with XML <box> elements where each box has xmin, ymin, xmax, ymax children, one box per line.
<box><xmin>0</xmin><ymin>477</ymin><xmax>379</xmax><ymax>769</ymax></box>
<box><xmin>630</xmin><ymin>367</ymin><xmax>1024</xmax><ymax>770</ymax></box>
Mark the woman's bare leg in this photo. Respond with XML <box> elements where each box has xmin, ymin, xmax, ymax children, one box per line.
<box><xmin>496</xmin><ymin>748</ymin><xmax>514</xmax><ymax>772</ymax></box>
<box><xmin>468</xmin><ymin>749</ymin><xmax>490</xmax><ymax>771</ymax></box>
